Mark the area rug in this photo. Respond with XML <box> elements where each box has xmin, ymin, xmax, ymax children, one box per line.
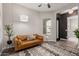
<box><xmin>1</xmin><ymin>42</ymin><xmax>79</xmax><ymax>56</ymax></box>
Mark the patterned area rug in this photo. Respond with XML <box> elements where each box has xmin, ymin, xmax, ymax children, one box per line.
<box><xmin>1</xmin><ymin>42</ymin><xmax>79</xmax><ymax>56</ymax></box>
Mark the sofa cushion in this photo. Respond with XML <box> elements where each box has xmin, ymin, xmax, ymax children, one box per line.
<box><xmin>17</xmin><ymin>39</ymin><xmax>22</xmax><ymax>45</ymax></box>
<box><xmin>16</xmin><ymin>35</ymin><xmax>27</xmax><ymax>41</ymax></box>
<box><xmin>33</xmin><ymin>34</ymin><xmax>38</xmax><ymax>38</ymax></box>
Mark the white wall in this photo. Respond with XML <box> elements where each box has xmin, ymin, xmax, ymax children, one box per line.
<box><xmin>3</xmin><ymin>3</ymin><xmax>43</xmax><ymax>48</ymax></box>
<box><xmin>78</xmin><ymin>4</ymin><xmax>79</xmax><ymax>28</ymax></box>
<box><xmin>77</xmin><ymin>4</ymin><xmax>79</xmax><ymax>48</ymax></box>
<box><xmin>0</xmin><ymin>3</ymin><xmax>3</xmax><ymax>51</ymax></box>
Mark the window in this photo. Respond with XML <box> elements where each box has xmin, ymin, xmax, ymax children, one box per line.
<box><xmin>46</xmin><ymin>20</ymin><xmax>52</xmax><ymax>35</ymax></box>
<box><xmin>43</xmin><ymin>18</ymin><xmax>52</xmax><ymax>35</ymax></box>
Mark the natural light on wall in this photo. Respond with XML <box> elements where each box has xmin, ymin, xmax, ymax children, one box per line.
<box><xmin>20</xmin><ymin>15</ymin><xmax>29</xmax><ymax>22</ymax></box>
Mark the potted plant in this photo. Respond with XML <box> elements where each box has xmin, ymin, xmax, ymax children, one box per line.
<box><xmin>4</xmin><ymin>24</ymin><xmax>14</xmax><ymax>46</ymax></box>
<box><xmin>74</xmin><ymin>29</ymin><xmax>79</xmax><ymax>48</ymax></box>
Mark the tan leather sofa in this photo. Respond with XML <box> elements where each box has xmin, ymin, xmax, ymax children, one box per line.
<box><xmin>13</xmin><ymin>34</ymin><xmax>43</xmax><ymax>51</ymax></box>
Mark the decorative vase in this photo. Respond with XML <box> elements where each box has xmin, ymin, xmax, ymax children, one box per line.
<box><xmin>7</xmin><ymin>40</ymin><xmax>12</xmax><ymax>45</ymax></box>
<box><xmin>7</xmin><ymin>36</ymin><xmax>12</xmax><ymax>45</ymax></box>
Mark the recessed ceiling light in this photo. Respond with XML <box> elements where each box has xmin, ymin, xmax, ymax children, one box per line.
<box><xmin>68</xmin><ymin>6</ymin><xmax>78</xmax><ymax>14</ymax></box>
<box><xmin>68</xmin><ymin>9</ymin><xmax>73</xmax><ymax>14</ymax></box>
<box><xmin>60</xmin><ymin>6</ymin><xmax>78</xmax><ymax>14</ymax></box>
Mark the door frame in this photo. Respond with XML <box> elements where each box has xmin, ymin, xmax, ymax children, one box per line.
<box><xmin>56</xmin><ymin>13</ymin><xmax>68</xmax><ymax>41</ymax></box>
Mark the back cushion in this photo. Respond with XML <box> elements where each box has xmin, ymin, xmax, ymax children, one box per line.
<box><xmin>35</xmin><ymin>34</ymin><xmax>43</xmax><ymax>39</ymax></box>
<box><xmin>33</xmin><ymin>34</ymin><xmax>38</xmax><ymax>38</ymax></box>
<box><xmin>16</xmin><ymin>35</ymin><xmax>27</xmax><ymax>41</ymax></box>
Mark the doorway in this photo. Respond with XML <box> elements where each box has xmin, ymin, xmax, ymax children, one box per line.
<box><xmin>56</xmin><ymin>13</ymin><xmax>67</xmax><ymax>41</ymax></box>
<box><xmin>56</xmin><ymin>9</ymin><xmax>78</xmax><ymax>43</ymax></box>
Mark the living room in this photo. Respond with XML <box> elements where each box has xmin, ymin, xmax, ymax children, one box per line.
<box><xmin>0</xmin><ymin>3</ymin><xmax>79</xmax><ymax>56</ymax></box>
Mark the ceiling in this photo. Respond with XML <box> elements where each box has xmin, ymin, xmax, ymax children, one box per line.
<box><xmin>18</xmin><ymin>3</ymin><xmax>71</xmax><ymax>12</ymax></box>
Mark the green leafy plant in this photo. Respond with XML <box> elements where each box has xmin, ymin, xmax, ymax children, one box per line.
<box><xmin>4</xmin><ymin>24</ymin><xmax>14</xmax><ymax>40</ymax></box>
<box><xmin>74</xmin><ymin>29</ymin><xmax>79</xmax><ymax>39</ymax></box>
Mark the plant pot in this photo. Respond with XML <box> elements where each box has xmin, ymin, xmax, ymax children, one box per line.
<box><xmin>7</xmin><ymin>40</ymin><xmax>12</xmax><ymax>45</ymax></box>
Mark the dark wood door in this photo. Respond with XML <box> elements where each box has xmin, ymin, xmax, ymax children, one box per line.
<box><xmin>59</xmin><ymin>14</ymin><xmax>67</xmax><ymax>39</ymax></box>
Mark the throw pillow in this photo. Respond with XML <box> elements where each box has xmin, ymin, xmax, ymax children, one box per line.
<box><xmin>26</xmin><ymin>35</ymin><xmax>32</xmax><ymax>40</ymax></box>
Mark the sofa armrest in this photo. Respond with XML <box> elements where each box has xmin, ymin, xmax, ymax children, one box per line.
<box><xmin>13</xmin><ymin>38</ymin><xmax>22</xmax><ymax>47</ymax></box>
<box><xmin>37</xmin><ymin>36</ymin><xmax>43</xmax><ymax>40</ymax></box>
<box><xmin>13</xmin><ymin>38</ymin><xmax>18</xmax><ymax>47</ymax></box>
